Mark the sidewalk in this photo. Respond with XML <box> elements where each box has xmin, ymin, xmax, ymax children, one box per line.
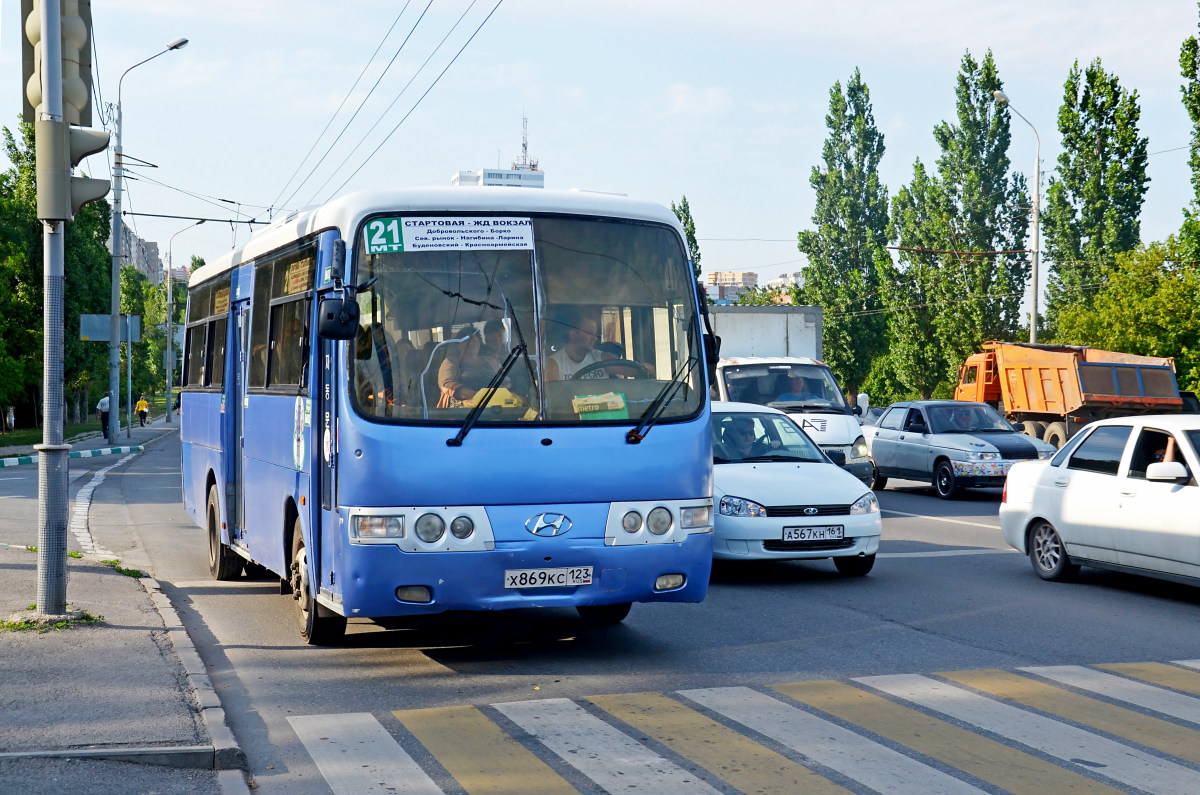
<box><xmin>0</xmin><ymin>417</ymin><xmax>246</xmax><ymax>793</ymax></box>
<box><xmin>0</xmin><ymin>411</ymin><xmax>170</xmax><ymax>460</ymax></box>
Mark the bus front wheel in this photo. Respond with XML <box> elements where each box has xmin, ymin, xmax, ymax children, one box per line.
<box><xmin>577</xmin><ymin>602</ymin><xmax>632</xmax><ymax>626</ymax></box>
<box><xmin>290</xmin><ymin>521</ymin><xmax>346</xmax><ymax>645</ymax></box>
<box><xmin>207</xmin><ymin>485</ymin><xmax>243</xmax><ymax>581</ymax></box>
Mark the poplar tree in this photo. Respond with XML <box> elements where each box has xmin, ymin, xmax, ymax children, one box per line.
<box><xmin>1179</xmin><ymin>6</ymin><xmax>1200</xmax><ymax>258</ymax></box>
<box><xmin>884</xmin><ymin>50</ymin><xmax>1029</xmax><ymax>396</ymax></box>
<box><xmin>1042</xmin><ymin>58</ymin><xmax>1149</xmax><ymax>328</ymax></box>
<box><xmin>796</xmin><ymin>69</ymin><xmax>888</xmax><ymax>399</ymax></box>
<box><xmin>670</xmin><ymin>196</ymin><xmax>702</xmax><ymax>280</ymax></box>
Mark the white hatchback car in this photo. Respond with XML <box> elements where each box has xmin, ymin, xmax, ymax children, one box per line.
<box><xmin>712</xmin><ymin>402</ymin><xmax>882</xmax><ymax>575</ymax></box>
<box><xmin>1000</xmin><ymin>414</ymin><xmax>1200</xmax><ymax>584</ymax></box>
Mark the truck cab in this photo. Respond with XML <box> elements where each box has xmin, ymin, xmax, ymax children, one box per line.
<box><xmin>955</xmin><ymin>352</ymin><xmax>1002</xmax><ymax>406</ymax></box>
<box><xmin>712</xmin><ymin>356</ymin><xmax>872</xmax><ymax>485</ymax></box>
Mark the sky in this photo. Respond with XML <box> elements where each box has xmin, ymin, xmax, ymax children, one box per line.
<box><xmin>2</xmin><ymin>1</ymin><xmax>1197</xmax><ymax>287</ymax></box>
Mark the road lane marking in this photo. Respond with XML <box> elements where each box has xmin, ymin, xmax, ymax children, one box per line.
<box><xmin>683</xmin><ymin>685</ymin><xmax>983</xmax><ymax>795</ymax></box>
<box><xmin>941</xmin><ymin>668</ymin><xmax>1200</xmax><ymax>765</ymax></box>
<box><xmin>492</xmin><ymin>697</ymin><xmax>721</xmax><ymax>794</ymax></box>
<box><xmin>881</xmin><ymin>509</ymin><xmax>1000</xmax><ymax>529</ymax></box>
<box><xmin>288</xmin><ymin>713</ymin><xmax>440</xmax><ymax>795</ymax></box>
<box><xmin>858</xmin><ymin>673</ymin><xmax>1200</xmax><ymax>794</ymax></box>
<box><xmin>395</xmin><ymin>705</ymin><xmax>576</xmax><ymax>795</ymax></box>
<box><xmin>1174</xmin><ymin>659</ymin><xmax>1200</xmax><ymax>673</ymax></box>
<box><xmin>773</xmin><ymin>680</ymin><xmax>1116</xmax><ymax>795</ymax></box>
<box><xmin>1102</xmin><ymin>661</ymin><xmax>1200</xmax><ymax>698</ymax></box>
<box><xmin>69</xmin><ymin>452</ymin><xmax>137</xmax><ymax>558</ymax></box>
<box><xmin>1023</xmin><ymin>665</ymin><xmax>1200</xmax><ymax>725</ymax></box>
<box><xmin>589</xmin><ymin>691</ymin><xmax>850</xmax><ymax>795</ymax></box>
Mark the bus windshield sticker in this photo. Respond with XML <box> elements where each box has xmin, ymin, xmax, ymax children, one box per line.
<box><xmin>285</xmin><ymin>259</ymin><xmax>312</xmax><ymax>294</ymax></box>
<box><xmin>213</xmin><ymin>286</ymin><xmax>230</xmax><ymax>315</ymax></box>
<box><xmin>365</xmin><ymin>217</ymin><xmax>534</xmax><ymax>254</ymax></box>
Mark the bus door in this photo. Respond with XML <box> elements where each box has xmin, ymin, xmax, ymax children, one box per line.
<box><xmin>315</xmin><ymin>334</ymin><xmax>339</xmax><ymax>598</ymax></box>
<box><xmin>230</xmin><ymin>299</ymin><xmax>251</xmax><ymax>544</ymax></box>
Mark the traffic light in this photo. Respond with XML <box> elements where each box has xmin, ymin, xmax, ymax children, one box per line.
<box><xmin>23</xmin><ymin>0</ymin><xmax>110</xmax><ymax>220</ymax></box>
<box><xmin>35</xmin><ymin>120</ymin><xmax>111</xmax><ymax>220</ymax></box>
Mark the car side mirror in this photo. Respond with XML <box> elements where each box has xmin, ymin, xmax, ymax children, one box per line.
<box><xmin>1147</xmin><ymin>461</ymin><xmax>1189</xmax><ymax>482</ymax></box>
<box><xmin>825</xmin><ymin>449</ymin><xmax>846</xmax><ymax>466</ymax></box>
<box><xmin>317</xmin><ymin>295</ymin><xmax>359</xmax><ymax>340</ymax></box>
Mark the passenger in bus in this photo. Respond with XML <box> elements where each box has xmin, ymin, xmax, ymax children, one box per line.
<box><xmin>437</xmin><ymin>329</ymin><xmax>507</xmax><ymax>408</ymax></box>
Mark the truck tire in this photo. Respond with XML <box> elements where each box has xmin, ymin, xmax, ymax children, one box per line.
<box><xmin>1043</xmin><ymin>422</ymin><xmax>1068</xmax><ymax>449</ymax></box>
<box><xmin>1022</xmin><ymin>421</ymin><xmax>1045</xmax><ymax>439</ymax></box>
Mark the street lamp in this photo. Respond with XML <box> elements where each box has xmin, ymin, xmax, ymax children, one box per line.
<box><xmin>166</xmin><ymin>219</ymin><xmax>204</xmax><ymax>423</ymax></box>
<box><xmin>108</xmin><ymin>37</ymin><xmax>188</xmax><ymax>443</ymax></box>
<box><xmin>993</xmin><ymin>89</ymin><xmax>1041</xmax><ymax>344</ymax></box>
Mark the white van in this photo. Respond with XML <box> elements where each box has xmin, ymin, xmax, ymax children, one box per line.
<box><xmin>712</xmin><ymin>356</ymin><xmax>872</xmax><ymax>485</ymax></box>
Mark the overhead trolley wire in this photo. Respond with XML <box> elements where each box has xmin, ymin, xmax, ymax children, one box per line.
<box><xmin>321</xmin><ymin>0</ymin><xmax>505</xmax><ymax>203</ymax></box>
<box><xmin>278</xmin><ymin>0</ymin><xmax>435</xmax><ymax>211</ymax></box>
<box><xmin>270</xmin><ymin>1</ymin><xmax>417</xmax><ymax>212</ymax></box>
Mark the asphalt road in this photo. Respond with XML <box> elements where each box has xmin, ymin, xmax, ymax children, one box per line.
<box><xmin>66</xmin><ymin>438</ymin><xmax>1200</xmax><ymax>793</ymax></box>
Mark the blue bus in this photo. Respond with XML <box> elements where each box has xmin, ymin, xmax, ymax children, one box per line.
<box><xmin>181</xmin><ymin>188</ymin><xmax>715</xmax><ymax>643</ymax></box>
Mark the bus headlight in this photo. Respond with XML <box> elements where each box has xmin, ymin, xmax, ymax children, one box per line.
<box><xmin>680</xmin><ymin>505</ymin><xmax>710</xmax><ymax>529</ymax></box>
<box><xmin>414</xmin><ymin>513</ymin><xmax>446</xmax><ymax>543</ymax></box>
<box><xmin>647</xmin><ymin>507</ymin><xmax>673</xmax><ymax>535</ymax></box>
<box><xmin>449</xmin><ymin>515</ymin><xmax>474</xmax><ymax>539</ymax></box>
<box><xmin>352</xmin><ymin>515</ymin><xmax>404</xmax><ymax>539</ymax></box>
<box><xmin>622</xmin><ymin>511</ymin><xmax>643</xmax><ymax>533</ymax></box>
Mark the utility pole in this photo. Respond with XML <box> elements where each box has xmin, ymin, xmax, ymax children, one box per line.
<box><xmin>22</xmin><ymin>0</ymin><xmax>111</xmax><ymax>615</ymax></box>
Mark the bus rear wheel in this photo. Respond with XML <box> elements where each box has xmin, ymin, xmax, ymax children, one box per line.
<box><xmin>207</xmin><ymin>485</ymin><xmax>243</xmax><ymax>581</ymax></box>
<box><xmin>290</xmin><ymin>521</ymin><xmax>346</xmax><ymax>645</ymax></box>
<box><xmin>577</xmin><ymin>602</ymin><xmax>632</xmax><ymax>625</ymax></box>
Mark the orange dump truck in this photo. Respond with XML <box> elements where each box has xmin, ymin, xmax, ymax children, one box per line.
<box><xmin>954</xmin><ymin>341</ymin><xmax>1183</xmax><ymax>447</ymax></box>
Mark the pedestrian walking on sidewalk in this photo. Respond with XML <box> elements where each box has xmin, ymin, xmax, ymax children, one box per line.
<box><xmin>136</xmin><ymin>394</ymin><xmax>149</xmax><ymax>427</ymax></box>
<box><xmin>97</xmin><ymin>392</ymin><xmax>110</xmax><ymax>433</ymax></box>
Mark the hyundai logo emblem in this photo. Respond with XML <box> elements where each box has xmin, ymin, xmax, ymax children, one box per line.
<box><xmin>802</xmin><ymin>507</ymin><xmax>819</xmax><ymax>516</ymax></box>
<box><xmin>526</xmin><ymin>512</ymin><xmax>572</xmax><ymax>537</ymax></box>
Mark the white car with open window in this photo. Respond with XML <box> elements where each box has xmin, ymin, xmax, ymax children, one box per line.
<box><xmin>711</xmin><ymin>402</ymin><xmax>881</xmax><ymax>575</ymax></box>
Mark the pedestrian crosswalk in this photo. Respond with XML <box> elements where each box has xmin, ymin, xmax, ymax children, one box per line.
<box><xmin>289</xmin><ymin>659</ymin><xmax>1200</xmax><ymax>794</ymax></box>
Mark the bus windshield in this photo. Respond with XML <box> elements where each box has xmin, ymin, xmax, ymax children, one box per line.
<box><xmin>351</xmin><ymin>214</ymin><xmax>703</xmax><ymax>425</ymax></box>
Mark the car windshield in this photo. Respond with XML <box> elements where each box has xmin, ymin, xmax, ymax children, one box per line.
<box><xmin>721</xmin><ymin>363</ymin><xmax>850</xmax><ymax>412</ymax></box>
<box><xmin>927</xmin><ymin>403</ymin><xmax>1014</xmax><ymax>434</ymax></box>
<box><xmin>711</xmin><ymin>411</ymin><xmax>826</xmax><ymax>463</ymax></box>
<box><xmin>350</xmin><ymin>214</ymin><xmax>703</xmax><ymax>426</ymax></box>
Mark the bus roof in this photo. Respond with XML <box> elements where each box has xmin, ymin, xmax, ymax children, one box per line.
<box><xmin>189</xmin><ymin>186</ymin><xmax>684</xmax><ymax>287</ymax></box>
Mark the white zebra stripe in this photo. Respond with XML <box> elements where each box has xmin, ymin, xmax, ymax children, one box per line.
<box><xmin>288</xmin><ymin>713</ymin><xmax>441</xmax><ymax>795</ymax></box>
<box><xmin>492</xmin><ymin>697</ymin><xmax>721</xmax><ymax>794</ymax></box>
<box><xmin>1022</xmin><ymin>665</ymin><xmax>1200</xmax><ymax>726</ymax></box>
<box><xmin>1173</xmin><ymin>659</ymin><xmax>1200</xmax><ymax>672</ymax></box>
<box><xmin>858</xmin><ymin>673</ymin><xmax>1200</xmax><ymax>795</ymax></box>
<box><xmin>679</xmin><ymin>686</ymin><xmax>983</xmax><ymax>795</ymax></box>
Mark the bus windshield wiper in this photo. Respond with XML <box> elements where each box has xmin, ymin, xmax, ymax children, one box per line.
<box><xmin>626</xmin><ymin>355</ymin><xmax>698</xmax><ymax>445</ymax></box>
<box><xmin>446</xmin><ymin>343</ymin><xmax>526</xmax><ymax>447</ymax></box>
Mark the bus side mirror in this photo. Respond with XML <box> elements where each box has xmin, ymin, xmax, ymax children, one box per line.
<box><xmin>317</xmin><ymin>295</ymin><xmax>359</xmax><ymax>340</ymax></box>
<box><xmin>704</xmin><ymin>333</ymin><xmax>721</xmax><ymax>385</ymax></box>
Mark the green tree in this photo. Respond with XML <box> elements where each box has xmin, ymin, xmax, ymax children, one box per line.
<box><xmin>884</xmin><ymin>51</ymin><xmax>1030</xmax><ymax>397</ymax></box>
<box><xmin>796</xmin><ymin>69</ymin><xmax>889</xmax><ymax>399</ymax></box>
<box><xmin>1179</xmin><ymin>5</ymin><xmax>1200</xmax><ymax>260</ymax></box>
<box><xmin>1056</xmin><ymin>241</ymin><xmax>1200</xmax><ymax>391</ymax></box>
<box><xmin>670</xmin><ymin>196</ymin><xmax>702</xmax><ymax>284</ymax></box>
<box><xmin>1042</xmin><ymin>58</ymin><xmax>1149</xmax><ymax>328</ymax></box>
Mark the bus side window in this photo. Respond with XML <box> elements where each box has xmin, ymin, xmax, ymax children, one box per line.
<box><xmin>268</xmin><ymin>298</ymin><xmax>309</xmax><ymax>389</ymax></box>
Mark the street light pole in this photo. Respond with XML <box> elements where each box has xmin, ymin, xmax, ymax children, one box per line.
<box><xmin>167</xmin><ymin>219</ymin><xmax>205</xmax><ymax>423</ymax></box>
<box><xmin>993</xmin><ymin>89</ymin><xmax>1041</xmax><ymax>343</ymax></box>
<box><xmin>110</xmin><ymin>37</ymin><xmax>188</xmax><ymax>442</ymax></box>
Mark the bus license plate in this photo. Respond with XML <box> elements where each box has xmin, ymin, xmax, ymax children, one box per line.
<box><xmin>783</xmin><ymin>525</ymin><xmax>844</xmax><ymax>542</ymax></box>
<box><xmin>504</xmin><ymin>566</ymin><xmax>593</xmax><ymax>589</ymax></box>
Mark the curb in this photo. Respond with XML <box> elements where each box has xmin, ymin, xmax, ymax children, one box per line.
<box><xmin>1</xmin><ymin>445</ymin><xmax>145</xmax><ymax>468</ymax></box>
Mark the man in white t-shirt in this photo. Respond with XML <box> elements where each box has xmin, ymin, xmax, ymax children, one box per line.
<box><xmin>96</xmin><ymin>392</ymin><xmax>111</xmax><ymax>437</ymax></box>
<box><xmin>546</xmin><ymin>315</ymin><xmax>606</xmax><ymax>380</ymax></box>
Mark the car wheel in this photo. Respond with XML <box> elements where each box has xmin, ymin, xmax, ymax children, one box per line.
<box><xmin>834</xmin><ymin>554</ymin><xmax>875</xmax><ymax>577</ymax></box>
<box><xmin>290</xmin><ymin>520</ymin><xmax>346</xmax><ymax>645</ymax></box>
<box><xmin>577</xmin><ymin>602</ymin><xmax>632</xmax><ymax>625</ymax></box>
<box><xmin>1028</xmin><ymin>520</ymin><xmax>1079</xmax><ymax>581</ymax></box>
<box><xmin>207</xmin><ymin>485</ymin><xmax>243</xmax><ymax>580</ymax></box>
<box><xmin>933</xmin><ymin>460</ymin><xmax>959</xmax><ymax>499</ymax></box>
<box><xmin>1043</xmin><ymin>422</ymin><xmax>1068</xmax><ymax>449</ymax></box>
<box><xmin>870</xmin><ymin>464</ymin><xmax>888</xmax><ymax>491</ymax></box>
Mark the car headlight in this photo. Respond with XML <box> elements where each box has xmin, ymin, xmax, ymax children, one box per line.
<box><xmin>719</xmin><ymin>496</ymin><xmax>767</xmax><ymax>517</ymax></box>
<box><xmin>850</xmin><ymin>436</ymin><xmax>869</xmax><ymax>459</ymax></box>
<box><xmin>352</xmin><ymin>515</ymin><xmax>404</xmax><ymax>539</ymax></box>
<box><xmin>1037</xmin><ymin>449</ymin><xmax>1053</xmax><ymax>460</ymax></box>
<box><xmin>850</xmin><ymin>492</ymin><xmax>879</xmax><ymax>514</ymax></box>
<box><xmin>965</xmin><ymin>451</ymin><xmax>1001</xmax><ymax>461</ymax></box>
<box><xmin>680</xmin><ymin>505</ymin><xmax>711</xmax><ymax>529</ymax></box>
